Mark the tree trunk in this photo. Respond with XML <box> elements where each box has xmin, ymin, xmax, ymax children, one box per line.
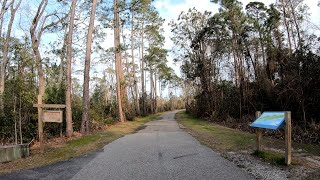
<box><xmin>19</xmin><ymin>95</ymin><xmax>22</xmax><ymax>144</ymax></box>
<box><xmin>231</xmin><ymin>32</ymin><xmax>240</xmax><ymax>87</ymax></box>
<box><xmin>141</xmin><ymin>22</ymin><xmax>145</xmax><ymax>115</ymax></box>
<box><xmin>114</xmin><ymin>0</ymin><xmax>125</xmax><ymax>122</ymax></box>
<box><xmin>300</xmin><ymin>101</ymin><xmax>306</xmax><ymax>130</ymax></box>
<box><xmin>120</xmin><ymin>24</ymin><xmax>128</xmax><ymax>116</ymax></box>
<box><xmin>0</xmin><ymin>0</ymin><xmax>22</xmax><ymax>112</ymax></box>
<box><xmin>14</xmin><ymin>96</ymin><xmax>17</xmax><ymax>144</ymax></box>
<box><xmin>154</xmin><ymin>71</ymin><xmax>157</xmax><ymax>113</ymax></box>
<box><xmin>290</xmin><ymin>23</ymin><xmax>297</xmax><ymax>50</ymax></box>
<box><xmin>131</xmin><ymin>11</ymin><xmax>140</xmax><ymax>115</ymax></box>
<box><xmin>30</xmin><ymin>0</ymin><xmax>49</xmax><ymax>152</ymax></box>
<box><xmin>0</xmin><ymin>0</ymin><xmax>9</xmax><ymax>39</ymax></box>
<box><xmin>81</xmin><ymin>0</ymin><xmax>97</xmax><ymax>134</ymax></box>
<box><xmin>159</xmin><ymin>80</ymin><xmax>162</xmax><ymax>99</ymax></box>
<box><xmin>66</xmin><ymin>0</ymin><xmax>77</xmax><ymax>137</ymax></box>
<box><xmin>281</xmin><ymin>0</ymin><xmax>293</xmax><ymax>55</ymax></box>
<box><xmin>119</xmin><ymin>54</ymin><xmax>128</xmax><ymax>109</ymax></box>
<box><xmin>258</xmin><ymin>31</ymin><xmax>266</xmax><ymax>67</ymax></box>
<box><xmin>289</xmin><ymin>0</ymin><xmax>302</xmax><ymax>51</ymax></box>
<box><xmin>231</xmin><ymin>30</ymin><xmax>243</xmax><ymax>119</ymax></box>
<box><xmin>58</xmin><ymin>26</ymin><xmax>68</xmax><ymax>85</ymax></box>
<box><xmin>150</xmin><ymin>69</ymin><xmax>153</xmax><ymax>114</ymax></box>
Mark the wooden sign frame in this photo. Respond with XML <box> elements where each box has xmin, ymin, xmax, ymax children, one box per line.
<box><xmin>33</xmin><ymin>102</ymin><xmax>66</xmax><ymax>152</ymax></box>
<box><xmin>254</xmin><ymin>111</ymin><xmax>292</xmax><ymax>165</ymax></box>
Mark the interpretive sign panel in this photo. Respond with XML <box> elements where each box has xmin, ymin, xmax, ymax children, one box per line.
<box><xmin>250</xmin><ymin>111</ymin><xmax>291</xmax><ymax>165</ymax></box>
<box><xmin>250</xmin><ymin>112</ymin><xmax>285</xmax><ymax>130</ymax></box>
<box><xmin>43</xmin><ymin>110</ymin><xmax>63</xmax><ymax>123</ymax></box>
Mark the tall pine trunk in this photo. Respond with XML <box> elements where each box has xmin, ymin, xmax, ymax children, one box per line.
<box><xmin>120</xmin><ymin>23</ymin><xmax>128</xmax><ymax>116</ymax></box>
<box><xmin>81</xmin><ymin>0</ymin><xmax>97</xmax><ymax>134</ymax></box>
<box><xmin>131</xmin><ymin>11</ymin><xmax>140</xmax><ymax>115</ymax></box>
<box><xmin>66</xmin><ymin>0</ymin><xmax>77</xmax><ymax>137</ymax></box>
<box><xmin>154</xmin><ymin>72</ymin><xmax>157</xmax><ymax>113</ymax></box>
<box><xmin>141</xmin><ymin>22</ymin><xmax>145</xmax><ymax>115</ymax></box>
<box><xmin>114</xmin><ymin>0</ymin><xmax>125</xmax><ymax>122</ymax></box>
<box><xmin>150</xmin><ymin>69</ymin><xmax>153</xmax><ymax>113</ymax></box>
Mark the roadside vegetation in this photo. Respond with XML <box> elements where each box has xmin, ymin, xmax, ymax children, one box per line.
<box><xmin>0</xmin><ymin>113</ymin><xmax>160</xmax><ymax>174</ymax></box>
<box><xmin>176</xmin><ymin>111</ymin><xmax>320</xmax><ymax>166</ymax></box>
<box><xmin>173</xmin><ymin>0</ymin><xmax>320</xmax><ymax>145</ymax></box>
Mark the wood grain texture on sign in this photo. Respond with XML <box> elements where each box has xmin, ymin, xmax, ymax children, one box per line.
<box><xmin>43</xmin><ymin>110</ymin><xmax>63</xmax><ymax>123</ymax></box>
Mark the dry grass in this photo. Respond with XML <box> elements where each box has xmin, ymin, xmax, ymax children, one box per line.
<box><xmin>0</xmin><ymin>113</ymin><xmax>161</xmax><ymax>175</ymax></box>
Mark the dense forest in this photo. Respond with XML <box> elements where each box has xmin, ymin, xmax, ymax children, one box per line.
<box><xmin>171</xmin><ymin>0</ymin><xmax>320</xmax><ymax>144</ymax></box>
<box><xmin>0</xmin><ymin>0</ymin><xmax>183</xmax><ymax>145</ymax></box>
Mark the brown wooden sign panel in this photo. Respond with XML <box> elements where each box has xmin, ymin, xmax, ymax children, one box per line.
<box><xmin>43</xmin><ymin>110</ymin><xmax>63</xmax><ymax>123</ymax></box>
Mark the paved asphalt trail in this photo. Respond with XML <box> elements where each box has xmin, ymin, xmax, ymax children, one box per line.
<box><xmin>1</xmin><ymin>111</ymin><xmax>252</xmax><ymax>180</ymax></box>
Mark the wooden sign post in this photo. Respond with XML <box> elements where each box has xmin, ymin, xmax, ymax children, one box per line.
<box><xmin>251</xmin><ymin>111</ymin><xmax>292</xmax><ymax>165</ymax></box>
<box><xmin>285</xmin><ymin>111</ymin><xmax>292</xmax><ymax>165</ymax></box>
<box><xmin>255</xmin><ymin>111</ymin><xmax>262</xmax><ymax>151</ymax></box>
<box><xmin>37</xmin><ymin>95</ymin><xmax>44</xmax><ymax>152</ymax></box>
<box><xmin>33</xmin><ymin>103</ymin><xmax>66</xmax><ymax>152</ymax></box>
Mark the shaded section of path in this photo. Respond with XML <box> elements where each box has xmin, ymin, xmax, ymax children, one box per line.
<box><xmin>0</xmin><ymin>111</ymin><xmax>252</xmax><ymax>180</ymax></box>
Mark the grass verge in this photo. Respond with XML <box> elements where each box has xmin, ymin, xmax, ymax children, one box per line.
<box><xmin>0</xmin><ymin>113</ymin><xmax>161</xmax><ymax>174</ymax></box>
<box><xmin>252</xmin><ymin>150</ymin><xmax>286</xmax><ymax>165</ymax></box>
<box><xmin>176</xmin><ymin>111</ymin><xmax>320</xmax><ymax>166</ymax></box>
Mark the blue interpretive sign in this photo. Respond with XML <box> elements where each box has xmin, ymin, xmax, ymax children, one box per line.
<box><xmin>250</xmin><ymin>112</ymin><xmax>285</xmax><ymax>130</ymax></box>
